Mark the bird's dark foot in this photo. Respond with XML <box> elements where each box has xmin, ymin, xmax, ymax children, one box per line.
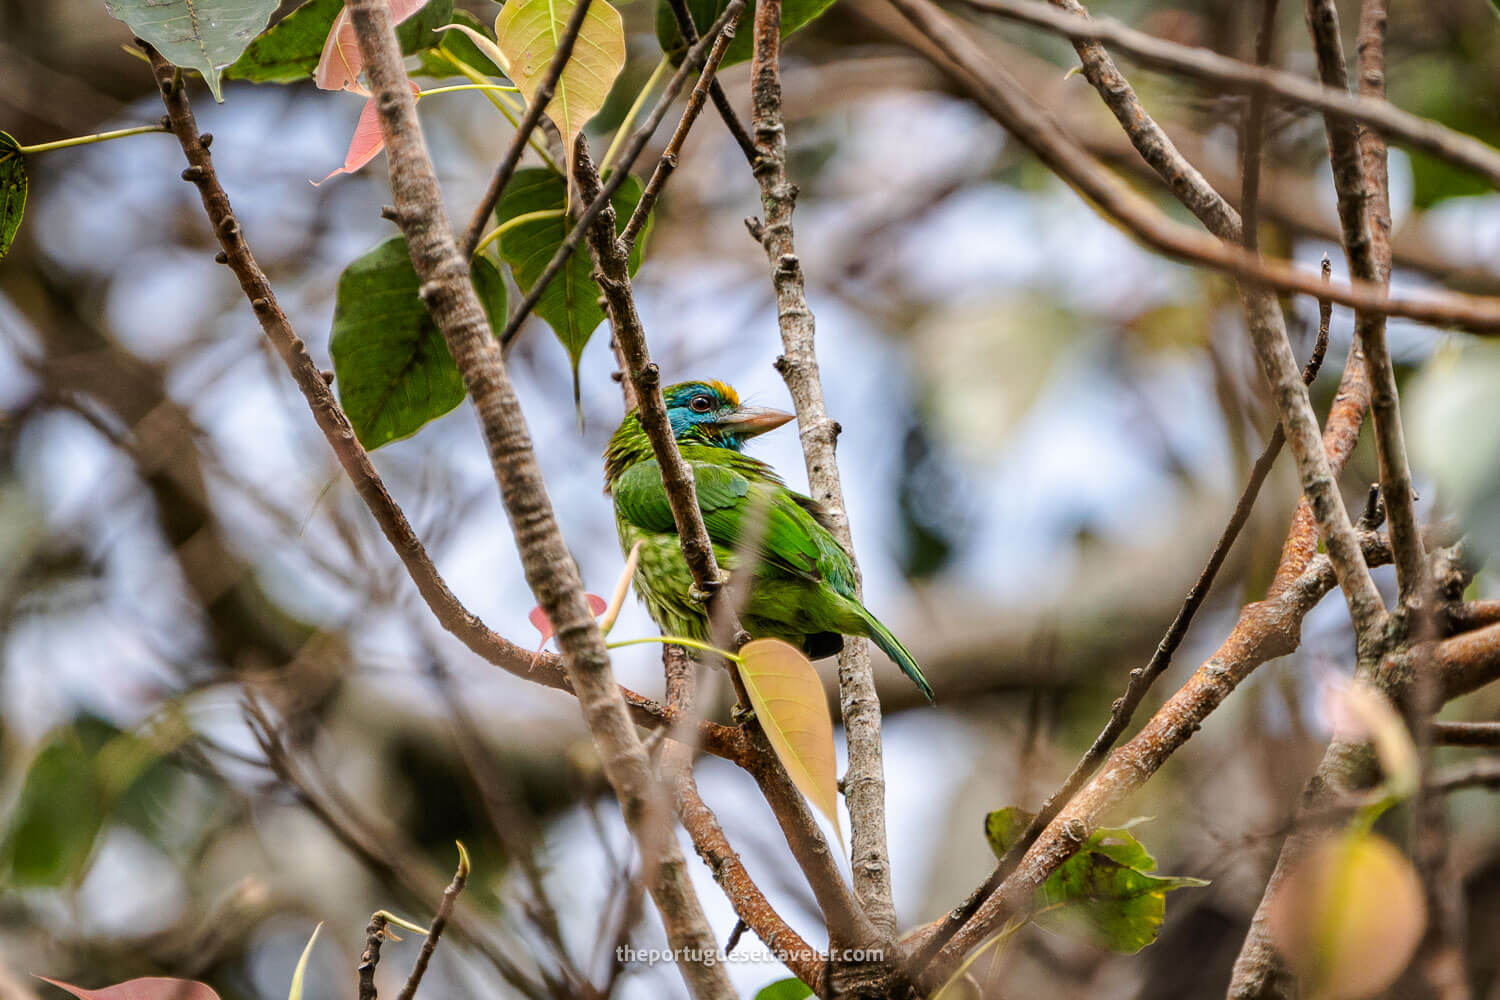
<box><xmin>687</xmin><ymin>572</ymin><xmax>728</xmax><ymax>607</ymax></box>
<box><xmin>731</xmin><ymin>702</ymin><xmax>757</xmax><ymax>726</ymax></box>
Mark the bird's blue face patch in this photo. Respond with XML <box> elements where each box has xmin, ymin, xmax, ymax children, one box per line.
<box><xmin>663</xmin><ymin>380</ymin><xmax>745</xmax><ymax>449</ymax></box>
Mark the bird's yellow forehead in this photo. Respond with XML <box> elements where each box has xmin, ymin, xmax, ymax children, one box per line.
<box><xmin>703</xmin><ymin>380</ymin><xmax>739</xmax><ymax>407</ymax></box>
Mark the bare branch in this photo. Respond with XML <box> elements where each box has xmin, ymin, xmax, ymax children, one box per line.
<box><xmin>663</xmin><ymin>0</ymin><xmax>759</xmax><ymax>164</ymax></box>
<box><xmin>953</xmin><ymin>0</ymin><xmax>1500</xmax><ymax>191</ymax></box>
<box><xmin>914</xmin><ymin>257</ymin><xmax>1335</xmax><ymax>973</ymax></box>
<box><xmin>1433</xmin><ymin>721</ymin><xmax>1500</xmax><ymax>747</ymax></box>
<box><xmin>396</xmin><ymin>847</ymin><xmax>470</xmax><ymax>1000</ymax></box>
<box><xmin>621</xmin><ymin>3</ymin><xmax>744</xmax><ymax>249</ymax></box>
<box><xmin>459</xmin><ymin>0</ymin><xmax>595</xmax><ymax>257</ymax></box>
<box><xmin>495</xmin><ymin>1</ymin><xmax>748</xmax><ymax>352</ymax></box>
<box><xmin>1305</xmin><ymin>0</ymin><xmax>1426</xmax><ymax>609</ymax></box>
<box><xmin>359</xmin><ymin>913</ymin><xmax>388</xmax><ymax>1000</ymax></box>
<box><xmin>344</xmin><ymin>3</ymin><xmax>734</xmax><ymax>995</ymax></box>
<box><xmin>892</xmin><ymin>0</ymin><xmax>1385</xmax><ymax>649</ymax></box>
<box><xmin>665</xmin><ymin>743</ymin><xmax>829</xmax><ymax>993</ymax></box>
<box><xmin>751</xmin><ymin>0</ymin><xmax>897</xmax><ymax>946</ymax></box>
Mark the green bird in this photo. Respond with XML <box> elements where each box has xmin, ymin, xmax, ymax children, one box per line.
<box><xmin>604</xmin><ymin>379</ymin><xmax>933</xmax><ymax>702</ymax></box>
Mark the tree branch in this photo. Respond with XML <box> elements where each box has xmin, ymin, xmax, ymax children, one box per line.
<box><xmin>924</xmin><ymin>525</ymin><xmax>1402</xmax><ymax>966</ymax></box>
<box><xmin>621</xmin><ymin>3</ymin><xmax>744</xmax><ymax>249</ymax></box>
<box><xmin>1433</xmin><ymin>721</ymin><xmax>1500</xmax><ymax>747</ymax></box>
<box><xmin>665</xmin><ymin>743</ymin><xmax>829</xmax><ymax>993</ymax></box>
<box><xmin>495</xmin><ymin>0</ymin><xmax>748</xmax><ymax>352</ymax></box>
<box><xmin>880</xmin><ymin>0</ymin><xmax>1500</xmax><ymax>333</ymax></box>
<box><xmin>913</xmin><ymin>256</ymin><xmax>1334</xmax><ymax>973</ymax></box>
<box><xmin>344</xmin><ymin>3</ymin><xmax>733</xmax><ymax>995</ymax></box>
<box><xmin>952</xmin><ymin>0</ymin><xmax>1500</xmax><ymax>192</ymax></box>
<box><xmin>888</xmin><ymin>0</ymin><xmax>1387</xmax><ymax>650</ymax></box>
<box><xmin>750</xmin><ymin>0</ymin><xmax>898</xmax><ymax>948</ymax></box>
<box><xmin>395</xmin><ymin>847</ymin><xmax>469</xmax><ymax>1000</ymax></box>
<box><xmin>459</xmin><ymin>0</ymin><xmax>595</xmax><ymax>257</ymax></box>
<box><xmin>1305</xmin><ymin>0</ymin><xmax>1426</xmax><ymax>609</ymax></box>
<box><xmin>664</xmin><ymin>0</ymin><xmax>759</xmax><ymax>165</ymax></box>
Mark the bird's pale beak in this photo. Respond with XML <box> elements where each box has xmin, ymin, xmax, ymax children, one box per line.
<box><xmin>720</xmin><ymin>406</ymin><xmax>795</xmax><ymax>438</ymax></box>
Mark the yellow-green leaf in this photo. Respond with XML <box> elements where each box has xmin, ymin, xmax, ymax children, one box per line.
<box><xmin>738</xmin><ymin>639</ymin><xmax>840</xmax><ymax>844</ymax></box>
<box><xmin>494</xmin><ymin>0</ymin><xmax>625</xmax><ymax>158</ymax></box>
<box><xmin>0</xmin><ymin>132</ymin><xmax>25</xmax><ymax>261</ymax></box>
<box><xmin>1268</xmin><ymin>832</ymin><xmax>1426</xmax><ymax>1000</ymax></box>
<box><xmin>287</xmin><ymin>922</ymin><xmax>322</xmax><ymax>1000</ymax></box>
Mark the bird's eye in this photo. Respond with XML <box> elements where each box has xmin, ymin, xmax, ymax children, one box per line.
<box><xmin>689</xmin><ymin>395</ymin><xmax>713</xmax><ymax>413</ymax></box>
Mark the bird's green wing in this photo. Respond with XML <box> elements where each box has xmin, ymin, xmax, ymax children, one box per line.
<box><xmin>613</xmin><ymin>459</ymin><xmax>857</xmax><ymax>599</ymax></box>
<box><xmin>613</xmin><ymin>459</ymin><xmax>750</xmax><ymax>532</ymax></box>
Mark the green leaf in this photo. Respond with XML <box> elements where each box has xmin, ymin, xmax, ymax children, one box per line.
<box><xmin>226</xmin><ymin>0</ymin><xmax>455</xmax><ymax>84</ymax></box>
<box><xmin>1</xmin><ymin>717</ymin><xmax>169</xmax><ymax>887</ymax></box>
<box><xmin>330</xmin><ymin>236</ymin><xmax>506</xmax><ymax>450</ymax></box>
<box><xmin>0</xmin><ymin>132</ymin><xmax>25</xmax><ymax>261</ymax></box>
<box><xmin>495</xmin><ymin>0</ymin><xmax>626</xmax><ymax>157</ymax></box>
<box><xmin>754</xmin><ymin>978</ymin><xmax>813</xmax><ymax>1000</ymax></box>
<box><xmin>415</xmin><ymin>9</ymin><xmax>504</xmax><ymax>79</ymax></box>
<box><xmin>654</xmin><ymin>0</ymin><xmax>832</xmax><ymax>69</ymax></box>
<box><xmin>984</xmin><ymin>807</ymin><xmax>1208</xmax><ymax>954</ymax></box>
<box><xmin>493</xmin><ymin>168</ymin><xmax>650</xmax><ymax>390</ymax></box>
<box><xmin>738</xmin><ymin>639</ymin><xmax>842</xmax><ymax>847</ymax></box>
<box><xmin>104</xmin><ymin>0</ymin><xmax>280</xmax><ymax>102</ymax></box>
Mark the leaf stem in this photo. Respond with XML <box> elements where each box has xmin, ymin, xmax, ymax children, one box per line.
<box><xmin>417</xmin><ymin>83</ymin><xmax>521</xmax><ymax>98</ymax></box>
<box><xmin>606</xmin><ymin>635</ymin><xmax>742</xmax><ymax>663</ymax></box>
<box><xmin>471</xmin><ymin>207</ymin><xmax>567</xmax><ymax>256</ymax></box>
<box><xmin>15</xmin><ymin>123</ymin><xmax>170</xmax><ymax>155</ymax></box>
<box><xmin>436</xmin><ymin>52</ymin><xmax>559</xmax><ymax>171</ymax></box>
<box><xmin>599</xmin><ymin>56</ymin><xmax>670</xmax><ymax>176</ymax></box>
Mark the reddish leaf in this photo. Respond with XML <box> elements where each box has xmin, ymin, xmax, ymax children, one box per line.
<box><xmin>316</xmin><ymin>82</ymin><xmax>421</xmax><ymax>185</ymax></box>
<box><xmin>529</xmin><ymin>594</ymin><xmax>608</xmax><ymax>652</ymax></box>
<box><xmin>315</xmin><ymin>0</ymin><xmax>432</xmax><ymax>91</ymax></box>
<box><xmin>37</xmin><ymin>979</ymin><xmax>221</xmax><ymax>1000</ymax></box>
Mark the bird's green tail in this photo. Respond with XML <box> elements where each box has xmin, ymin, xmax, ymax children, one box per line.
<box><xmin>855</xmin><ymin>608</ymin><xmax>934</xmax><ymax>702</ymax></box>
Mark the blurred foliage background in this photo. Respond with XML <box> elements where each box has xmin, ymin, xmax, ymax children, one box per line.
<box><xmin>4</xmin><ymin>0</ymin><xmax>1500</xmax><ymax>996</ymax></box>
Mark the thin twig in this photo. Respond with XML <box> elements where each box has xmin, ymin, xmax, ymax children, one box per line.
<box><xmin>1305</xmin><ymin>0</ymin><xmax>1425</xmax><ymax>610</ymax></box>
<box><xmin>751</xmin><ymin>0</ymin><xmax>900</xmax><ymax>952</ymax></box>
<box><xmin>1238</xmin><ymin>0</ymin><xmax>1280</xmax><ymax>251</ymax></box>
<box><xmin>885</xmin><ymin>0</ymin><xmax>1500</xmax><ymax>332</ymax></box>
<box><xmin>664</xmin><ymin>0</ymin><xmax>758</xmax><ymax>164</ymax></box>
<box><xmin>396</xmin><ymin>846</ymin><xmax>471</xmax><ymax>1000</ymax></box>
<box><xmin>459</xmin><ymin>0</ymin><xmax>595</xmax><ymax>258</ymax></box>
<box><xmin>495</xmin><ymin>0</ymin><xmax>748</xmax><ymax>351</ymax></box>
<box><xmin>620</xmin><ymin>3</ymin><xmax>743</xmax><ymax>248</ymax></box>
<box><xmin>1433</xmin><ymin>722</ymin><xmax>1500</xmax><ymax>747</ymax></box>
<box><xmin>914</xmin><ymin>256</ymin><xmax>1334</xmax><ymax>974</ymax></box>
<box><xmin>359</xmin><ymin>913</ymin><xmax>389</xmax><ymax>1000</ymax></box>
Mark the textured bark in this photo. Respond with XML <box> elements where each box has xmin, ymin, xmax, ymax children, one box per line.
<box><xmin>1305</xmin><ymin>0</ymin><xmax>1425</xmax><ymax>609</ymax></box>
<box><xmin>750</xmin><ymin>0</ymin><xmax>897</xmax><ymax>949</ymax></box>
<box><xmin>666</xmin><ymin>742</ymin><xmax>830</xmax><ymax>994</ymax></box>
<box><xmin>345</xmin><ymin>3</ymin><xmax>733</xmax><ymax>996</ymax></box>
